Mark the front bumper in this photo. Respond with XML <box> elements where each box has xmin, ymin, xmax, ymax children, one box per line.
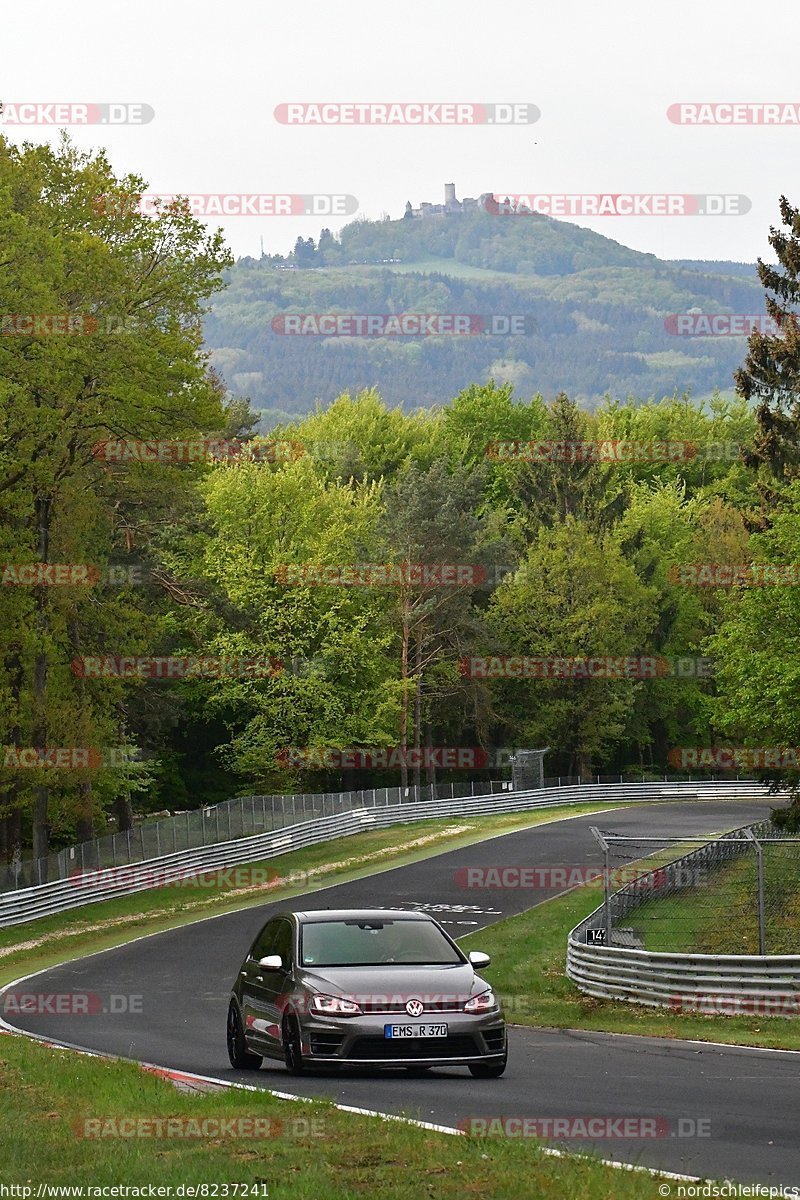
<box><xmin>297</xmin><ymin>1009</ymin><xmax>507</xmax><ymax>1066</ymax></box>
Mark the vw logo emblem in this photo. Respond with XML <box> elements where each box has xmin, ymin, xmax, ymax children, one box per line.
<box><xmin>406</xmin><ymin>998</ymin><xmax>424</xmax><ymax>1017</ymax></box>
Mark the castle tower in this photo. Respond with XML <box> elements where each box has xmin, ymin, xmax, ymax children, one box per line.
<box><xmin>444</xmin><ymin>183</ymin><xmax>457</xmax><ymax>206</ymax></box>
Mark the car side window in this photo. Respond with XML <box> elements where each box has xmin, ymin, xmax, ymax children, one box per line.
<box><xmin>251</xmin><ymin>918</ymin><xmax>281</xmax><ymax>961</ymax></box>
<box><xmin>272</xmin><ymin>920</ymin><xmax>293</xmax><ymax>970</ymax></box>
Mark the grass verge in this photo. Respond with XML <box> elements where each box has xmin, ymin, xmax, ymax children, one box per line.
<box><xmin>461</xmin><ymin>869</ymin><xmax>800</xmax><ymax>1051</ymax></box>
<box><xmin>0</xmin><ymin>802</ymin><xmax>627</xmax><ymax>988</ymax></box>
<box><xmin>0</xmin><ymin>1033</ymin><xmax>680</xmax><ymax>1195</ymax></box>
<box><xmin>629</xmin><ymin>847</ymin><xmax>800</xmax><ymax>955</ymax></box>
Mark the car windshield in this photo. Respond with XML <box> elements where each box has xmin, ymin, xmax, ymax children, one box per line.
<box><xmin>300</xmin><ymin>918</ymin><xmax>463</xmax><ymax>967</ymax></box>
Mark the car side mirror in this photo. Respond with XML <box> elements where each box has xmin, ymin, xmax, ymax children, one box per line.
<box><xmin>258</xmin><ymin>954</ymin><xmax>284</xmax><ymax>971</ymax></box>
<box><xmin>468</xmin><ymin>950</ymin><xmax>491</xmax><ymax>969</ymax></box>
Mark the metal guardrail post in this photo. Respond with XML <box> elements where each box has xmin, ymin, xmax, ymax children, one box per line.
<box><xmin>589</xmin><ymin>826</ymin><xmax>611</xmax><ymax>944</ymax></box>
<box><xmin>744</xmin><ymin>827</ymin><xmax>767</xmax><ymax>955</ymax></box>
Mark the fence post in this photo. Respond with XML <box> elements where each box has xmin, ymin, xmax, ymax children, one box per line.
<box><xmin>745</xmin><ymin>828</ymin><xmax>767</xmax><ymax>954</ymax></box>
<box><xmin>590</xmin><ymin>826</ymin><xmax>611</xmax><ymax>945</ymax></box>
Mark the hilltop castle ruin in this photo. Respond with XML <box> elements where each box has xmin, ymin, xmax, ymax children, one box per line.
<box><xmin>404</xmin><ymin>183</ymin><xmax>492</xmax><ymax>219</ymax></box>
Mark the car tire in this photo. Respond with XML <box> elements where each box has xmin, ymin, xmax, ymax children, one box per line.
<box><xmin>283</xmin><ymin>1013</ymin><xmax>306</xmax><ymax>1075</ymax></box>
<box><xmin>227</xmin><ymin>1002</ymin><xmax>263</xmax><ymax>1070</ymax></box>
<box><xmin>468</xmin><ymin>1053</ymin><xmax>507</xmax><ymax>1079</ymax></box>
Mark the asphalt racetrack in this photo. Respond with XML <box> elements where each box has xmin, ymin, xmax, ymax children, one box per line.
<box><xmin>4</xmin><ymin>799</ymin><xmax>799</xmax><ymax>1187</ymax></box>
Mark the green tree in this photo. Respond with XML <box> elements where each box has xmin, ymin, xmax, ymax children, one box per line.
<box><xmin>0</xmin><ymin>135</ymin><xmax>231</xmax><ymax>865</ymax></box>
<box><xmin>486</xmin><ymin>519</ymin><xmax>657</xmax><ymax>777</ymax></box>
<box><xmin>709</xmin><ymin>483</ymin><xmax>800</xmax><ymax>822</ymax></box>
<box><xmin>735</xmin><ymin>196</ymin><xmax>800</xmax><ymax>490</ymax></box>
<box><xmin>377</xmin><ymin>460</ymin><xmax>506</xmax><ymax>788</ymax></box>
<box><xmin>196</xmin><ymin>456</ymin><xmax>401</xmax><ymax>792</ymax></box>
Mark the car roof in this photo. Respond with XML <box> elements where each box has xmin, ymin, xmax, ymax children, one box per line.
<box><xmin>282</xmin><ymin>908</ymin><xmax>437</xmax><ymax>923</ymax></box>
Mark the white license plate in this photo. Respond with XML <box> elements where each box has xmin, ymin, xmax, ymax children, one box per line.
<box><xmin>384</xmin><ymin>1023</ymin><xmax>448</xmax><ymax>1038</ymax></box>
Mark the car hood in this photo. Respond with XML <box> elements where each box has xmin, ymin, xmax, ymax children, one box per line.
<box><xmin>297</xmin><ymin>962</ymin><xmax>488</xmax><ymax>1006</ymax></box>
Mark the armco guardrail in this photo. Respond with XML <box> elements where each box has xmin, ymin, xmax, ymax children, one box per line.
<box><xmin>4</xmin><ymin>771</ymin><xmax>762</xmax><ymax>891</ymax></box>
<box><xmin>0</xmin><ymin>780</ymin><xmax>768</xmax><ymax>929</ymax></box>
<box><xmin>3</xmin><ymin>778</ymin><xmax>515</xmax><ymax>891</ymax></box>
<box><xmin>566</xmin><ymin>816</ymin><xmax>800</xmax><ymax>1013</ymax></box>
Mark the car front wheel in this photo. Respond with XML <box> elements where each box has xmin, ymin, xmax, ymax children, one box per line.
<box><xmin>283</xmin><ymin>1013</ymin><xmax>306</xmax><ymax>1075</ymax></box>
<box><xmin>468</xmin><ymin>1053</ymin><xmax>507</xmax><ymax>1079</ymax></box>
<box><xmin>227</xmin><ymin>1003</ymin><xmax>263</xmax><ymax>1070</ymax></box>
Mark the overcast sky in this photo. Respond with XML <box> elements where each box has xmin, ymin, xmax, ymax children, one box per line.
<box><xmin>3</xmin><ymin>0</ymin><xmax>798</xmax><ymax>263</ymax></box>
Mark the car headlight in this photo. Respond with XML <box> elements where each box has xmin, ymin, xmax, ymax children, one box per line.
<box><xmin>309</xmin><ymin>993</ymin><xmax>362</xmax><ymax>1016</ymax></box>
<box><xmin>464</xmin><ymin>989</ymin><xmax>497</xmax><ymax>1014</ymax></box>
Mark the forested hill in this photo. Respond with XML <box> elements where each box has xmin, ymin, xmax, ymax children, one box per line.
<box><xmin>204</xmin><ymin>210</ymin><xmax>760</xmax><ymax>426</ymax></box>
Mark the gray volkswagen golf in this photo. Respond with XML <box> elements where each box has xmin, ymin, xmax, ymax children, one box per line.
<box><xmin>227</xmin><ymin>908</ymin><xmax>507</xmax><ymax>1076</ymax></box>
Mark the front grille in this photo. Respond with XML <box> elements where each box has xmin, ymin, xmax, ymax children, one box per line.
<box><xmin>348</xmin><ymin>1035</ymin><xmax>480</xmax><ymax>1060</ymax></box>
